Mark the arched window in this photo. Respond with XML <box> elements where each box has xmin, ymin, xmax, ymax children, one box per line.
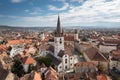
<box><xmin>59</xmin><ymin>38</ymin><xmax>62</xmax><ymax>44</ymax></box>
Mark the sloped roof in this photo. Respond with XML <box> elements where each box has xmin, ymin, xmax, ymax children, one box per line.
<box><xmin>22</xmin><ymin>56</ymin><xmax>36</xmax><ymax>65</ymax></box>
<box><xmin>84</xmin><ymin>47</ymin><xmax>107</xmax><ymax>62</ymax></box>
<box><xmin>64</xmin><ymin>35</ymin><xmax>74</xmax><ymax>41</ymax></box>
<box><xmin>0</xmin><ymin>45</ymin><xmax>8</xmax><ymax>51</ymax></box>
<box><xmin>7</xmin><ymin>39</ymin><xmax>32</xmax><ymax>45</ymax></box>
<box><xmin>57</xmin><ymin>50</ymin><xmax>65</xmax><ymax>57</ymax></box>
<box><xmin>55</xmin><ymin>15</ymin><xmax>63</xmax><ymax>37</ymax></box>
<box><xmin>33</xmin><ymin>71</ymin><xmax>42</xmax><ymax>80</ymax></box>
<box><xmin>46</xmin><ymin>54</ymin><xmax>61</xmax><ymax>65</ymax></box>
<box><xmin>111</xmin><ymin>49</ymin><xmax>120</xmax><ymax>61</ymax></box>
<box><xmin>97</xmin><ymin>75</ymin><xmax>107</xmax><ymax>80</ymax></box>
<box><xmin>0</xmin><ymin>67</ymin><xmax>9</xmax><ymax>80</ymax></box>
<box><xmin>45</xmin><ymin>67</ymin><xmax>58</xmax><ymax>80</ymax></box>
<box><xmin>47</xmin><ymin>45</ymin><xmax>54</xmax><ymax>53</ymax></box>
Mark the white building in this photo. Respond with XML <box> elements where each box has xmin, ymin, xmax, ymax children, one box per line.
<box><xmin>28</xmin><ymin>46</ymin><xmax>37</xmax><ymax>54</ymax></box>
<box><xmin>109</xmin><ymin>49</ymin><xmax>120</xmax><ymax>71</ymax></box>
<box><xmin>10</xmin><ymin>44</ymin><xmax>24</xmax><ymax>57</ymax></box>
<box><xmin>99</xmin><ymin>42</ymin><xmax>117</xmax><ymax>54</ymax></box>
<box><xmin>46</xmin><ymin>15</ymin><xmax>77</xmax><ymax>73</ymax></box>
<box><xmin>74</xmin><ymin>62</ymin><xmax>97</xmax><ymax>73</ymax></box>
<box><xmin>22</xmin><ymin>56</ymin><xmax>36</xmax><ymax>72</ymax></box>
<box><xmin>40</xmin><ymin>32</ymin><xmax>45</xmax><ymax>41</ymax></box>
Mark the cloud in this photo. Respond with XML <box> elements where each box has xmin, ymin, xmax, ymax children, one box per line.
<box><xmin>1</xmin><ymin>0</ymin><xmax>120</xmax><ymax>27</ymax></box>
<box><xmin>11</xmin><ymin>0</ymin><xmax>24</xmax><ymax>3</ymax></box>
<box><xmin>70</xmin><ymin>0</ymin><xmax>85</xmax><ymax>3</ymax></box>
<box><xmin>48</xmin><ymin>3</ymin><xmax>69</xmax><ymax>11</ymax></box>
<box><xmin>29</xmin><ymin>7</ymin><xmax>42</xmax><ymax>15</ymax></box>
<box><xmin>24</xmin><ymin>7</ymin><xmax>42</xmax><ymax>15</ymax></box>
<box><xmin>24</xmin><ymin>10</ymin><xmax>29</xmax><ymax>12</ymax></box>
<box><xmin>23</xmin><ymin>0</ymin><xmax>120</xmax><ymax>26</ymax></box>
<box><xmin>53</xmin><ymin>0</ymin><xmax>66</xmax><ymax>2</ymax></box>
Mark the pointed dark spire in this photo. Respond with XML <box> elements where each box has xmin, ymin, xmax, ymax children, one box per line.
<box><xmin>75</xmin><ymin>29</ymin><xmax>78</xmax><ymax>34</ymax></box>
<box><xmin>55</xmin><ymin>15</ymin><xmax>63</xmax><ymax>37</ymax></box>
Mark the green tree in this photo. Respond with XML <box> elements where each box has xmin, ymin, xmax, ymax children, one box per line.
<box><xmin>97</xmin><ymin>64</ymin><xmax>104</xmax><ymax>73</ymax></box>
<box><xmin>36</xmin><ymin>56</ymin><xmax>52</xmax><ymax>67</ymax></box>
<box><xmin>35</xmin><ymin>50</ymin><xmax>39</xmax><ymax>55</ymax></box>
<box><xmin>81</xmin><ymin>36</ymin><xmax>88</xmax><ymax>41</ymax></box>
<box><xmin>11</xmin><ymin>59</ymin><xmax>24</xmax><ymax>77</ymax></box>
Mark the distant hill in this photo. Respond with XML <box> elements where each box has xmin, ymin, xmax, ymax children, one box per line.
<box><xmin>0</xmin><ymin>25</ymin><xmax>56</xmax><ymax>31</ymax></box>
<box><xmin>0</xmin><ymin>25</ymin><xmax>120</xmax><ymax>31</ymax></box>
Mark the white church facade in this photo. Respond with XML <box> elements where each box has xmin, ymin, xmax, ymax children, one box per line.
<box><xmin>39</xmin><ymin>15</ymin><xmax>78</xmax><ymax>73</ymax></box>
<box><xmin>53</xmin><ymin>15</ymin><xmax>77</xmax><ymax>72</ymax></box>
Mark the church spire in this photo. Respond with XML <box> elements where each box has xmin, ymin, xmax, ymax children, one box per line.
<box><xmin>55</xmin><ymin>15</ymin><xmax>63</xmax><ymax>37</ymax></box>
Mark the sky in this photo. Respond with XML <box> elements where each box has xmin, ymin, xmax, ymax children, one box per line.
<box><xmin>0</xmin><ymin>0</ymin><xmax>120</xmax><ymax>27</ymax></box>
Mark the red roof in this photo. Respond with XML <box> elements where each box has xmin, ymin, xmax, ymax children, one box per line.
<box><xmin>97</xmin><ymin>75</ymin><xmax>107</xmax><ymax>80</ymax></box>
<box><xmin>8</xmin><ymin>39</ymin><xmax>32</xmax><ymax>45</ymax></box>
<box><xmin>45</xmin><ymin>67</ymin><xmax>58</xmax><ymax>80</ymax></box>
<box><xmin>84</xmin><ymin>47</ymin><xmax>107</xmax><ymax>62</ymax></box>
<box><xmin>22</xmin><ymin>56</ymin><xmax>36</xmax><ymax>65</ymax></box>
<box><xmin>64</xmin><ymin>35</ymin><xmax>74</xmax><ymax>41</ymax></box>
<box><xmin>0</xmin><ymin>45</ymin><xmax>8</xmax><ymax>51</ymax></box>
<box><xmin>33</xmin><ymin>71</ymin><xmax>42</xmax><ymax>80</ymax></box>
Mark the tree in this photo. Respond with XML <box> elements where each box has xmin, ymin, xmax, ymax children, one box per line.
<box><xmin>27</xmin><ymin>64</ymin><xmax>37</xmax><ymax>73</ymax></box>
<box><xmin>36</xmin><ymin>56</ymin><xmax>52</xmax><ymax>67</ymax></box>
<box><xmin>81</xmin><ymin>36</ymin><xmax>88</xmax><ymax>41</ymax></box>
<box><xmin>35</xmin><ymin>50</ymin><xmax>39</xmax><ymax>55</ymax></box>
<box><xmin>11</xmin><ymin>59</ymin><xmax>24</xmax><ymax>77</ymax></box>
<box><xmin>97</xmin><ymin>64</ymin><xmax>104</xmax><ymax>73</ymax></box>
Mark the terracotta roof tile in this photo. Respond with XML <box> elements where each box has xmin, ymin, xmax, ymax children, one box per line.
<box><xmin>97</xmin><ymin>75</ymin><xmax>107</xmax><ymax>80</ymax></box>
<box><xmin>45</xmin><ymin>67</ymin><xmax>58</xmax><ymax>80</ymax></box>
<box><xmin>84</xmin><ymin>47</ymin><xmax>107</xmax><ymax>62</ymax></box>
<box><xmin>33</xmin><ymin>71</ymin><xmax>42</xmax><ymax>80</ymax></box>
<box><xmin>64</xmin><ymin>35</ymin><xmax>74</xmax><ymax>41</ymax></box>
<box><xmin>22</xmin><ymin>56</ymin><xmax>36</xmax><ymax>65</ymax></box>
<box><xmin>8</xmin><ymin>39</ymin><xmax>32</xmax><ymax>45</ymax></box>
<box><xmin>0</xmin><ymin>45</ymin><xmax>8</xmax><ymax>51</ymax></box>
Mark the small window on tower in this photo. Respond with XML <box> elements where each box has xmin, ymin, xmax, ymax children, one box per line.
<box><xmin>65</xmin><ymin>59</ymin><xmax>67</xmax><ymax>64</ymax></box>
<box><xmin>60</xmin><ymin>38</ymin><xmax>62</xmax><ymax>44</ymax></box>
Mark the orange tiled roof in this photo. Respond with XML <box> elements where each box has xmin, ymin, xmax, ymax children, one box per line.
<box><xmin>64</xmin><ymin>35</ymin><xmax>74</xmax><ymax>41</ymax></box>
<box><xmin>45</xmin><ymin>67</ymin><xmax>58</xmax><ymax>80</ymax></box>
<box><xmin>0</xmin><ymin>45</ymin><xmax>8</xmax><ymax>51</ymax></box>
<box><xmin>97</xmin><ymin>75</ymin><xmax>107</xmax><ymax>80</ymax></box>
<box><xmin>7</xmin><ymin>39</ymin><xmax>32</xmax><ymax>45</ymax></box>
<box><xmin>22</xmin><ymin>56</ymin><xmax>36</xmax><ymax>65</ymax></box>
<box><xmin>84</xmin><ymin>47</ymin><xmax>108</xmax><ymax>62</ymax></box>
<box><xmin>90</xmin><ymin>35</ymin><xmax>100</xmax><ymax>39</ymax></box>
<box><xmin>33</xmin><ymin>71</ymin><xmax>42</xmax><ymax>80</ymax></box>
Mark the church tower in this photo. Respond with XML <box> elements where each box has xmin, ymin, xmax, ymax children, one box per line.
<box><xmin>74</xmin><ymin>29</ymin><xmax>78</xmax><ymax>41</ymax></box>
<box><xmin>54</xmin><ymin>15</ymin><xmax>64</xmax><ymax>57</ymax></box>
